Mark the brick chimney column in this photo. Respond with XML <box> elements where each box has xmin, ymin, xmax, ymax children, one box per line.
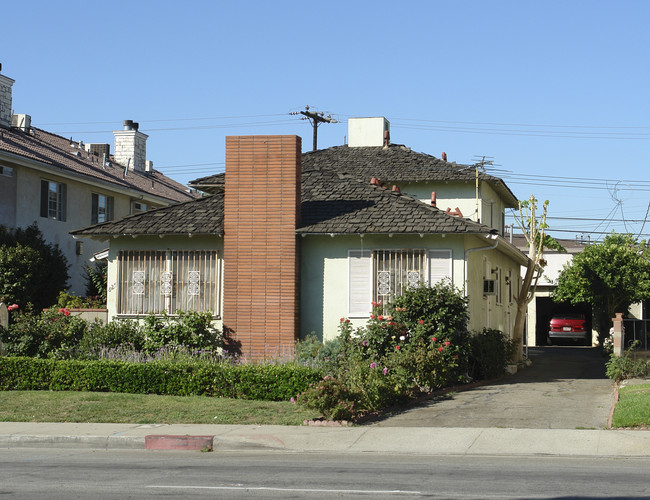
<box><xmin>223</xmin><ymin>135</ymin><xmax>301</xmax><ymax>359</ymax></box>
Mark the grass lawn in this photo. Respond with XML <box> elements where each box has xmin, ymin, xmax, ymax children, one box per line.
<box><xmin>611</xmin><ymin>383</ymin><xmax>650</xmax><ymax>428</ymax></box>
<box><xmin>0</xmin><ymin>391</ymin><xmax>321</xmax><ymax>426</ymax></box>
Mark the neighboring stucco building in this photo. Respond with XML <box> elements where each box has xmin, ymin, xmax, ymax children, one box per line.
<box><xmin>73</xmin><ymin>119</ymin><xmax>529</xmax><ymax>358</ymax></box>
<box><xmin>0</xmin><ymin>68</ymin><xmax>197</xmax><ymax>295</ymax></box>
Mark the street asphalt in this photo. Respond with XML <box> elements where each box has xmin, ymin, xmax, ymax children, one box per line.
<box><xmin>1</xmin><ymin>347</ymin><xmax>649</xmax><ymax>457</ymax></box>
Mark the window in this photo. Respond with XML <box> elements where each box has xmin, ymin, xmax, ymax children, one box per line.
<box><xmin>91</xmin><ymin>193</ymin><xmax>114</xmax><ymax>224</ymax></box>
<box><xmin>117</xmin><ymin>250</ymin><xmax>220</xmax><ymax>316</ymax></box>
<box><xmin>374</xmin><ymin>249</ymin><xmax>427</xmax><ymax>304</ymax></box>
<box><xmin>40</xmin><ymin>180</ymin><xmax>66</xmax><ymax>221</ymax></box>
<box><xmin>349</xmin><ymin>248</ymin><xmax>451</xmax><ymax>316</ymax></box>
<box><xmin>132</xmin><ymin>201</ymin><xmax>147</xmax><ymax>213</ymax></box>
<box><xmin>0</xmin><ymin>165</ymin><xmax>13</xmax><ymax>177</ymax></box>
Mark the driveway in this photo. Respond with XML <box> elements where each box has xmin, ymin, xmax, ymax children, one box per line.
<box><xmin>369</xmin><ymin>347</ymin><xmax>616</xmax><ymax>429</ymax></box>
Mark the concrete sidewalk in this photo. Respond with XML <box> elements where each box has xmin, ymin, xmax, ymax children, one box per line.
<box><xmin>1</xmin><ymin>422</ymin><xmax>649</xmax><ymax>457</ymax></box>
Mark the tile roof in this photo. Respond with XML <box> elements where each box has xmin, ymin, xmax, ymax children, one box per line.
<box><xmin>0</xmin><ymin>126</ymin><xmax>197</xmax><ymax>204</ymax></box>
<box><xmin>189</xmin><ymin>144</ymin><xmax>518</xmax><ymax>207</ymax></box>
<box><xmin>71</xmin><ymin>192</ymin><xmax>224</xmax><ymax>237</ymax></box>
<box><xmin>72</xmin><ymin>166</ymin><xmax>493</xmax><ymax>237</ymax></box>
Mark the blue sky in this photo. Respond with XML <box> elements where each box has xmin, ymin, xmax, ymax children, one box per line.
<box><xmin>4</xmin><ymin>0</ymin><xmax>650</xmax><ymax>241</ymax></box>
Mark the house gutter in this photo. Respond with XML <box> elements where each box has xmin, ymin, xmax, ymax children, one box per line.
<box><xmin>464</xmin><ymin>233</ymin><xmax>499</xmax><ymax>294</ymax></box>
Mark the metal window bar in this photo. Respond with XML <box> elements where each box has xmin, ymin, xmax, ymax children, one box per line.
<box><xmin>373</xmin><ymin>249</ymin><xmax>426</xmax><ymax>310</ymax></box>
<box><xmin>118</xmin><ymin>250</ymin><xmax>219</xmax><ymax>316</ymax></box>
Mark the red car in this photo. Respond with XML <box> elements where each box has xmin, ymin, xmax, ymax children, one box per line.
<box><xmin>548</xmin><ymin>314</ymin><xmax>588</xmax><ymax>344</ymax></box>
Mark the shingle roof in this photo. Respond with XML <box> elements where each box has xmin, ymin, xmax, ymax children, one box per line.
<box><xmin>189</xmin><ymin>144</ymin><xmax>518</xmax><ymax>207</ymax></box>
<box><xmin>298</xmin><ymin>165</ymin><xmax>492</xmax><ymax>234</ymax></box>
<box><xmin>71</xmin><ymin>192</ymin><xmax>224</xmax><ymax>237</ymax></box>
<box><xmin>0</xmin><ymin>126</ymin><xmax>196</xmax><ymax>204</ymax></box>
<box><xmin>72</xmin><ymin>166</ymin><xmax>493</xmax><ymax>237</ymax></box>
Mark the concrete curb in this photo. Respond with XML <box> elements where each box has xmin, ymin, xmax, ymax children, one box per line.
<box><xmin>1</xmin><ymin>423</ymin><xmax>650</xmax><ymax>457</ymax></box>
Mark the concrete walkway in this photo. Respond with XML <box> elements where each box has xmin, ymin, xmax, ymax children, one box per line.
<box><xmin>371</xmin><ymin>347</ymin><xmax>616</xmax><ymax>429</ymax></box>
<box><xmin>1</xmin><ymin>347</ymin><xmax>648</xmax><ymax>457</ymax></box>
<box><xmin>1</xmin><ymin>421</ymin><xmax>650</xmax><ymax>457</ymax></box>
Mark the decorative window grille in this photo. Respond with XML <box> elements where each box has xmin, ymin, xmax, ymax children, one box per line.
<box><xmin>373</xmin><ymin>249</ymin><xmax>427</xmax><ymax>304</ymax></box>
<box><xmin>117</xmin><ymin>250</ymin><xmax>220</xmax><ymax>316</ymax></box>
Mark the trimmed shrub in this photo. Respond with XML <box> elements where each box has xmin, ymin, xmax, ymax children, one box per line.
<box><xmin>0</xmin><ymin>357</ymin><xmax>321</xmax><ymax>401</ymax></box>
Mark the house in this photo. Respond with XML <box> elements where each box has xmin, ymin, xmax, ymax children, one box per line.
<box><xmin>0</xmin><ymin>67</ymin><xmax>197</xmax><ymax>295</ymax></box>
<box><xmin>72</xmin><ymin>119</ymin><xmax>529</xmax><ymax>359</ymax></box>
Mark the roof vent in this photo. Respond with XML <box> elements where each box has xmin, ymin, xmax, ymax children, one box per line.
<box><xmin>441</xmin><ymin>152</ymin><xmax>447</xmax><ymax>161</ymax></box>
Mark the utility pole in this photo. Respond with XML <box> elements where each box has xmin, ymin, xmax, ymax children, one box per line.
<box><xmin>291</xmin><ymin>106</ymin><xmax>338</xmax><ymax>151</ymax></box>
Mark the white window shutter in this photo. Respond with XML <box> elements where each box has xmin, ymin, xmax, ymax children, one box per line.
<box><xmin>428</xmin><ymin>249</ymin><xmax>452</xmax><ymax>284</ymax></box>
<box><xmin>349</xmin><ymin>250</ymin><xmax>371</xmax><ymax>317</ymax></box>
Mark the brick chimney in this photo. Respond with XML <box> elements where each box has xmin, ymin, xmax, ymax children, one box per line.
<box><xmin>223</xmin><ymin>135</ymin><xmax>301</xmax><ymax>359</ymax></box>
<box><xmin>113</xmin><ymin>120</ymin><xmax>148</xmax><ymax>172</ymax></box>
<box><xmin>0</xmin><ymin>67</ymin><xmax>15</xmax><ymax>129</ymax></box>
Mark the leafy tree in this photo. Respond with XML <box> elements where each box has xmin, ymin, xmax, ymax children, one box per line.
<box><xmin>0</xmin><ymin>223</ymin><xmax>69</xmax><ymax>310</ymax></box>
<box><xmin>553</xmin><ymin>233</ymin><xmax>650</xmax><ymax>343</ymax></box>
<box><xmin>0</xmin><ymin>244</ymin><xmax>42</xmax><ymax>307</ymax></box>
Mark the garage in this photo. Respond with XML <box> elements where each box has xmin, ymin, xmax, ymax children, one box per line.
<box><xmin>534</xmin><ymin>296</ymin><xmax>592</xmax><ymax>346</ymax></box>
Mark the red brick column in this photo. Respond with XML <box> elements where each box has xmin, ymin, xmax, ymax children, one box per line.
<box><xmin>223</xmin><ymin>136</ymin><xmax>301</xmax><ymax>359</ymax></box>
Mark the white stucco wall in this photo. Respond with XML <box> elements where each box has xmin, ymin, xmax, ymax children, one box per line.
<box><xmin>6</xmin><ymin>162</ymin><xmax>169</xmax><ymax>296</ymax></box>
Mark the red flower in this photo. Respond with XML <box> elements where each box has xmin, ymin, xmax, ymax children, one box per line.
<box><xmin>7</xmin><ymin>304</ymin><xmax>19</xmax><ymax>311</ymax></box>
<box><xmin>63</xmin><ymin>308</ymin><xmax>70</xmax><ymax>316</ymax></box>
<box><xmin>395</xmin><ymin>345</ymin><xmax>400</xmax><ymax>350</ymax></box>
<box><xmin>438</xmin><ymin>347</ymin><xmax>444</xmax><ymax>352</ymax></box>
<box><xmin>432</xmin><ymin>337</ymin><xmax>437</xmax><ymax>342</ymax></box>
<box><xmin>418</xmin><ymin>319</ymin><xmax>424</xmax><ymax>324</ymax></box>
<box><xmin>340</xmin><ymin>317</ymin><xmax>345</xmax><ymax>322</ymax></box>
<box><xmin>444</xmin><ymin>341</ymin><xmax>451</xmax><ymax>346</ymax></box>
<box><xmin>377</xmin><ymin>315</ymin><xmax>384</xmax><ymax>321</ymax></box>
<box><xmin>370</xmin><ymin>314</ymin><xmax>376</xmax><ymax>320</ymax></box>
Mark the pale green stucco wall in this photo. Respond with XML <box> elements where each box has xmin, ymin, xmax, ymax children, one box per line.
<box><xmin>300</xmin><ymin>234</ymin><xmax>468</xmax><ymax>342</ymax></box>
<box><xmin>464</xmin><ymin>237</ymin><xmax>523</xmax><ymax>338</ymax></box>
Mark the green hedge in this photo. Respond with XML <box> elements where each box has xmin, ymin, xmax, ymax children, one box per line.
<box><xmin>0</xmin><ymin>357</ymin><xmax>321</xmax><ymax>401</ymax></box>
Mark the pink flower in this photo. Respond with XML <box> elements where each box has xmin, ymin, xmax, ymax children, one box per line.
<box><xmin>383</xmin><ymin>367</ymin><xmax>388</xmax><ymax>375</ymax></box>
<box><xmin>290</xmin><ymin>397</ymin><xmax>296</xmax><ymax>404</ymax></box>
<box><xmin>370</xmin><ymin>314</ymin><xmax>376</xmax><ymax>320</ymax></box>
<box><xmin>362</xmin><ymin>340</ymin><xmax>368</xmax><ymax>346</ymax></box>
<box><xmin>418</xmin><ymin>319</ymin><xmax>424</xmax><ymax>324</ymax></box>
<box><xmin>7</xmin><ymin>304</ymin><xmax>18</xmax><ymax>311</ymax></box>
<box><xmin>58</xmin><ymin>308</ymin><xmax>64</xmax><ymax>314</ymax></box>
<box><xmin>370</xmin><ymin>362</ymin><xmax>377</xmax><ymax>369</ymax></box>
